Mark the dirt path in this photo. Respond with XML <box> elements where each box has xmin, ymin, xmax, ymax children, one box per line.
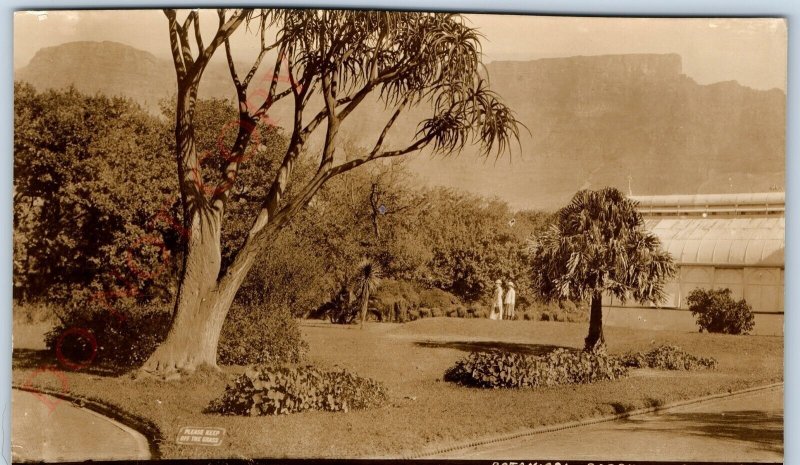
<box><xmin>433</xmin><ymin>385</ymin><xmax>783</xmax><ymax>462</ymax></box>
<box><xmin>12</xmin><ymin>389</ymin><xmax>151</xmax><ymax>462</ymax></box>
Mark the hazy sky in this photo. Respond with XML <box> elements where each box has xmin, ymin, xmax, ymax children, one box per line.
<box><xmin>14</xmin><ymin>10</ymin><xmax>787</xmax><ymax>91</ymax></box>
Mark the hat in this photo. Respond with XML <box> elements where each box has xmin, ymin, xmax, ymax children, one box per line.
<box><xmin>495</xmin><ymin>279</ymin><xmax>502</xmax><ymax>284</ymax></box>
<box><xmin>507</xmin><ymin>281</ymin><xmax>515</xmax><ymax>288</ymax></box>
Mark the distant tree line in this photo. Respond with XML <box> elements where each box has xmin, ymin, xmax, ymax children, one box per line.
<box><xmin>14</xmin><ymin>83</ymin><xmax>551</xmax><ymax>320</ymax></box>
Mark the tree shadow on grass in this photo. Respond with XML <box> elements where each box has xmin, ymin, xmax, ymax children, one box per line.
<box><xmin>415</xmin><ymin>340</ymin><xmax>573</xmax><ymax>356</ymax></box>
<box><xmin>624</xmin><ymin>409</ymin><xmax>783</xmax><ymax>454</ymax></box>
<box><xmin>13</xmin><ymin>348</ymin><xmax>129</xmax><ymax>377</ymax></box>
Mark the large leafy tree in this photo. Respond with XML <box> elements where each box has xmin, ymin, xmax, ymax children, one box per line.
<box><xmin>420</xmin><ymin>190</ymin><xmax>544</xmax><ymax>302</ymax></box>
<box><xmin>13</xmin><ymin>82</ymin><xmax>177</xmax><ymax>305</ymax></box>
<box><xmin>144</xmin><ymin>9</ymin><xmax>521</xmax><ymax>374</ymax></box>
<box><xmin>531</xmin><ymin>187</ymin><xmax>675</xmax><ymax>351</ymax></box>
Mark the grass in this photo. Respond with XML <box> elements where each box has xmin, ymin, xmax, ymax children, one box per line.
<box><xmin>12</xmin><ymin>317</ymin><xmax>783</xmax><ymax>459</ymax></box>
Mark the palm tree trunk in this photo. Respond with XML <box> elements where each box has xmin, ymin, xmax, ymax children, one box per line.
<box><xmin>584</xmin><ymin>293</ymin><xmax>605</xmax><ymax>351</ymax></box>
<box><xmin>359</xmin><ymin>287</ymin><xmax>369</xmax><ymax>328</ymax></box>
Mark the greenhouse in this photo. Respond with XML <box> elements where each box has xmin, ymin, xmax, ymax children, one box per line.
<box><xmin>605</xmin><ymin>192</ymin><xmax>785</xmax><ymax>314</ymax></box>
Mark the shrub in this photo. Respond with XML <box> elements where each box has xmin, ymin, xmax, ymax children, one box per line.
<box><xmin>45</xmin><ymin>302</ymin><xmax>172</xmax><ymax>368</ymax></box>
<box><xmin>687</xmin><ymin>288</ymin><xmax>755</xmax><ymax>335</ymax></box>
<box><xmin>218</xmin><ymin>304</ymin><xmax>307</xmax><ymax>366</ymax></box>
<box><xmin>419</xmin><ymin>308</ymin><xmax>432</xmax><ymax>318</ymax></box>
<box><xmin>620</xmin><ymin>345</ymin><xmax>717</xmax><ymax>370</ymax></box>
<box><xmin>407</xmin><ymin>309</ymin><xmax>420</xmax><ymax>321</ymax></box>
<box><xmin>208</xmin><ymin>364</ymin><xmax>388</xmax><ymax>416</ymax></box>
<box><xmin>46</xmin><ymin>300</ymin><xmax>308</xmax><ymax>369</ymax></box>
<box><xmin>523</xmin><ymin>312</ymin><xmax>533</xmax><ymax>321</ymax></box>
<box><xmin>444</xmin><ymin>348</ymin><xmax>627</xmax><ymax>389</ymax></box>
<box><xmin>456</xmin><ymin>306</ymin><xmax>467</xmax><ymax>318</ymax></box>
<box><xmin>522</xmin><ymin>300</ymin><xmax>588</xmax><ymax>323</ymax></box>
<box><xmin>371</xmin><ymin>280</ymin><xmax>465</xmax><ymax>321</ymax></box>
<box><xmin>419</xmin><ymin>287</ymin><xmax>460</xmax><ymax>310</ymax></box>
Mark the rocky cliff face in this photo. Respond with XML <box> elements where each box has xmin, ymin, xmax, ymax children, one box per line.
<box><xmin>15</xmin><ymin>42</ymin><xmax>785</xmax><ymax>209</ymax></box>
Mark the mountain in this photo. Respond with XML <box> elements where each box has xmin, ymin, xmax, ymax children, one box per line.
<box><xmin>15</xmin><ymin>41</ymin><xmax>236</xmax><ymax>111</ymax></box>
<box><xmin>15</xmin><ymin>42</ymin><xmax>785</xmax><ymax>210</ymax></box>
<box><xmin>410</xmin><ymin>55</ymin><xmax>785</xmax><ymax>208</ymax></box>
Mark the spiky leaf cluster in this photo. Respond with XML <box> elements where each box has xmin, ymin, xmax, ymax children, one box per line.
<box><xmin>531</xmin><ymin>187</ymin><xmax>676</xmax><ymax>304</ymax></box>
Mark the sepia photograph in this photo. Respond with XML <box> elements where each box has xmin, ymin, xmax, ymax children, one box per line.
<box><xmin>10</xmin><ymin>8</ymin><xmax>786</xmax><ymax>463</ymax></box>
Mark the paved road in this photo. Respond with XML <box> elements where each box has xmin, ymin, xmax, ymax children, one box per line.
<box><xmin>435</xmin><ymin>386</ymin><xmax>783</xmax><ymax>462</ymax></box>
<box><xmin>12</xmin><ymin>389</ymin><xmax>151</xmax><ymax>462</ymax></box>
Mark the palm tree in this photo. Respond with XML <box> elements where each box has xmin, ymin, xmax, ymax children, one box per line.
<box><xmin>531</xmin><ymin>188</ymin><xmax>676</xmax><ymax>351</ymax></box>
<box><xmin>355</xmin><ymin>260</ymin><xmax>382</xmax><ymax>328</ymax></box>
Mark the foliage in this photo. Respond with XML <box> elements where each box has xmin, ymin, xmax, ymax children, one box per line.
<box><xmin>519</xmin><ymin>299</ymin><xmax>589</xmax><ymax>322</ymax></box>
<box><xmin>419</xmin><ymin>190</ymin><xmax>547</xmax><ymax>302</ymax></box>
<box><xmin>686</xmin><ymin>288</ymin><xmax>755</xmax><ymax>335</ymax></box>
<box><xmin>531</xmin><ymin>188</ymin><xmax>676</xmax><ymax>304</ymax></box>
<box><xmin>217</xmin><ymin>304</ymin><xmax>308</xmax><ymax>365</ymax></box>
<box><xmin>14</xmin><ymin>81</ymin><xmax>545</xmax><ymax>325</ymax></box>
<box><xmin>44</xmin><ymin>298</ymin><xmax>305</xmax><ymax>368</ymax></box>
<box><xmin>236</xmin><ymin>212</ymin><xmax>339</xmax><ymax>319</ymax></box>
<box><xmin>207</xmin><ymin>364</ymin><xmax>388</xmax><ymax>416</ymax></box>
<box><xmin>619</xmin><ymin>345</ymin><xmax>717</xmax><ymax>370</ymax></box>
<box><xmin>368</xmin><ymin>279</ymin><xmax>463</xmax><ymax>321</ymax></box>
<box><xmin>444</xmin><ymin>348</ymin><xmax>627</xmax><ymax>389</ymax></box>
<box><xmin>44</xmin><ymin>302</ymin><xmax>172</xmax><ymax>368</ymax></box>
<box><xmin>14</xmin><ymin>82</ymin><xmax>177</xmax><ymax>303</ymax></box>
<box><xmin>13</xmin><ymin>302</ymin><xmax>55</xmax><ymax>324</ymax></box>
<box><xmin>355</xmin><ymin>260</ymin><xmax>382</xmax><ymax>326</ymax></box>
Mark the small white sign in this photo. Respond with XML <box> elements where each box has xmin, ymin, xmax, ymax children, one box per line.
<box><xmin>176</xmin><ymin>426</ymin><xmax>226</xmax><ymax>446</ymax></box>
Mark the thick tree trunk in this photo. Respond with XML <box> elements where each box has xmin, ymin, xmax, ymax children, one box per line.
<box><xmin>141</xmin><ymin>217</ymin><xmax>262</xmax><ymax>374</ymax></box>
<box><xmin>142</xmin><ymin>207</ymin><xmax>224</xmax><ymax>373</ymax></box>
<box><xmin>584</xmin><ymin>293</ymin><xmax>605</xmax><ymax>351</ymax></box>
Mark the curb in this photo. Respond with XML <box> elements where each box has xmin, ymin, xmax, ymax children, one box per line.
<box><xmin>405</xmin><ymin>381</ymin><xmax>783</xmax><ymax>459</ymax></box>
<box><xmin>12</xmin><ymin>384</ymin><xmax>163</xmax><ymax>460</ymax></box>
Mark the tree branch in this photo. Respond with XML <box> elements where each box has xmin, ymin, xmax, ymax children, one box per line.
<box><xmin>243</xmin><ymin>27</ymin><xmax>281</xmax><ymax>88</ymax></box>
<box><xmin>163</xmin><ymin>9</ymin><xmax>187</xmax><ymax>80</ymax></box>
<box><xmin>252</xmin><ymin>46</ymin><xmax>288</xmax><ymax>118</ymax></box>
<box><xmin>192</xmin><ymin>11</ymin><xmax>204</xmax><ymax>53</ymax></box>
<box><xmin>369</xmin><ymin>96</ymin><xmax>409</xmax><ymax>157</ymax></box>
<box><xmin>187</xmin><ymin>9</ymin><xmax>249</xmax><ymax>81</ymax></box>
<box><xmin>175</xmin><ymin>15</ymin><xmax>195</xmax><ymax>72</ymax></box>
<box><xmin>223</xmin><ymin>37</ymin><xmax>242</xmax><ymax>91</ymax></box>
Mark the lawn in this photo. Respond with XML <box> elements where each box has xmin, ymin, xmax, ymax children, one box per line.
<box><xmin>12</xmin><ymin>318</ymin><xmax>783</xmax><ymax>459</ymax></box>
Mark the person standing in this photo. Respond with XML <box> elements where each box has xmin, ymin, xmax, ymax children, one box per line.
<box><xmin>504</xmin><ymin>281</ymin><xmax>516</xmax><ymax>320</ymax></box>
<box><xmin>489</xmin><ymin>279</ymin><xmax>504</xmax><ymax>320</ymax></box>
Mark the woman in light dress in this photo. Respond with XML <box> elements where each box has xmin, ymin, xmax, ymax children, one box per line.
<box><xmin>489</xmin><ymin>279</ymin><xmax>504</xmax><ymax>320</ymax></box>
<box><xmin>504</xmin><ymin>281</ymin><xmax>516</xmax><ymax>320</ymax></box>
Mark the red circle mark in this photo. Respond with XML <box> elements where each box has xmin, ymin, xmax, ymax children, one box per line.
<box><xmin>55</xmin><ymin>327</ymin><xmax>98</xmax><ymax>371</ymax></box>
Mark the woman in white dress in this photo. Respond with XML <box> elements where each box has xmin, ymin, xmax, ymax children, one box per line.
<box><xmin>504</xmin><ymin>281</ymin><xmax>516</xmax><ymax>320</ymax></box>
<box><xmin>489</xmin><ymin>279</ymin><xmax>504</xmax><ymax>320</ymax></box>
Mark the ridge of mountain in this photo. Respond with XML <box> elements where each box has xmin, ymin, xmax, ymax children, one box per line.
<box><xmin>15</xmin><ymin>41</ymin><xmax>785</xmax><ymax>209</ymax></box>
